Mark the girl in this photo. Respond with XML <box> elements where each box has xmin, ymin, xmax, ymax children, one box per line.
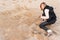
<box><xmin>39</xmin><ymin>2</ymin><xmax>57</xmax><ymax>36</ymax></box>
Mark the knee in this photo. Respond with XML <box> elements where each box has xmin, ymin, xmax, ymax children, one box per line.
<box><xmin>39</xmin><ymin>24</ymin><xmax>43</xmax><ymax>28</ymax></box>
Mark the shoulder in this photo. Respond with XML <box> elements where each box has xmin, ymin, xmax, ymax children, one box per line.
<box><xmin>46</xmin><ymin>5</ymin><xmax>54</xmax><ymax>10</ymax></box>
<box><xmin>49</xmin><ymin>6</ymin><xmax>54</xmax><ymax>10</ymax></box>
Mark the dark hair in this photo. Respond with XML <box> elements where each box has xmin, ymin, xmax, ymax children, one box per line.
<box><xmin>40</xmin><ymin>2</ymin><xmax>46</xmax><ymax>8</ymax></box>
<box><xmin>41</xmin><ymin>2</ymin><xmax>46</xmax><ymax>4</ymax></box>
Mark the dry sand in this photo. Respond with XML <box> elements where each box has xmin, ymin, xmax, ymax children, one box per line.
<box><xmin>0</xmin><ymin>0</ymin><xmax>60</xmax><ymax>40</ymax></box>
<box><xmin>0</xmin><ymin>7</ymin><xmax>60</xmax><ymax>40</ymax></box>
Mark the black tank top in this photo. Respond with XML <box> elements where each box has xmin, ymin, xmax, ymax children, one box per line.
<box><xmin>42</xmin><ymin>5</ymin><xmax>57</xmax><ymax>22</ymax></box>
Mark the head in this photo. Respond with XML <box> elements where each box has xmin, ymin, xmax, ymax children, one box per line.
<box><xmin>40</xmin><ymin>2</ymin><xmax>46</xmax><ymax>10</ymax></box>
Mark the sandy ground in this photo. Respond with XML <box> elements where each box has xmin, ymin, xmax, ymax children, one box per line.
<box><xmin>0</xmin><ymin>0</ymin><xmax>60</xmax><ymax>40</ymax></box>
<box><xmin>0</xmin><ymin>7</ymin><xmax>60</xmax><ymax>40</ymax></box>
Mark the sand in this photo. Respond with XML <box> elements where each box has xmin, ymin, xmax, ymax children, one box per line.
<box><xmin>0</xmin><ymin>0</ymin><xmax>60</xmax><ymax>40</ymax></box>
